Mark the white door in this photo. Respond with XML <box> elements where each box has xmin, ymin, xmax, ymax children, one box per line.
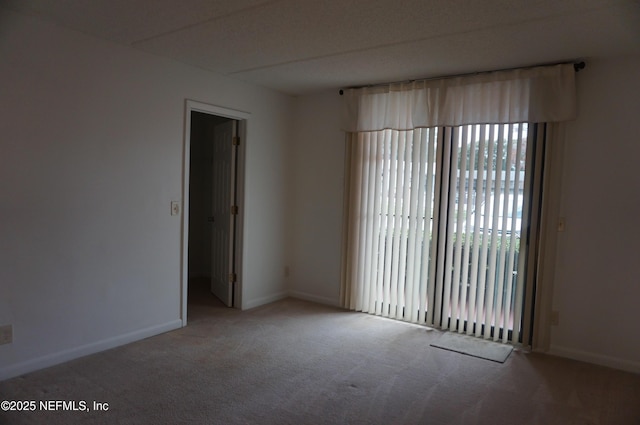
<box><xmin>210</xmin><ymin>120</ymin><xmax>237</xmax><ymax>306</ymax></box>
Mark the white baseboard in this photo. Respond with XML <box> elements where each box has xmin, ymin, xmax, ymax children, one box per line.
<box><xmin>549</xmin><ymin>344</ymin><xmax>640</xmax><ymax>374</ymax></box>
<box><xmin>0</xmin><ymin>320</ymin><xmax>182</xmax><ymax>382</ymax></box>
<box><xmin>289</xmin><ymin>290</ymin><xmax>340</xmax><ymax>307</ymax></box>
<box><xmin>242</xmin><ymin>291</ymin><xmax>289</xmax><ymax>310</ymax></box>
<box><xmin>241</xmin><ymin>290</ymin><xmax>340</xmax><ymax>310</ymax></box>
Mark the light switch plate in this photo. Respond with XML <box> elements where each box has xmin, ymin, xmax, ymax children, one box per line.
<box><xmin>171</xmin><ymin>201</ymin><xmax>180</xmax><ymax>216</ymax></box>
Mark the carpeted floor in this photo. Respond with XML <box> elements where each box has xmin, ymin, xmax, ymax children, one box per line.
<box><xmin>1</xmin><ymin>280</ymin><xmax>639</xmax><ymax>425</ymax></box>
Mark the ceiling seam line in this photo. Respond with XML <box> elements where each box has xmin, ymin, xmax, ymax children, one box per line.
<box><xmin>227</xmin><ymin>3</ymin><xmax>615</xmax><ymax>75</ymax></box>
<box><xmin>129</xmin><ymin>0</ymin><xmax>286</xmax><ymax>45</ymax></box>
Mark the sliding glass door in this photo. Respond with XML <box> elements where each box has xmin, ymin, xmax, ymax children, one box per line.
<box><xmin>342</xmin><ymin>123</ymin><xmax>538</xmax><ymax>344</ymax></box>
<box><xmin>437</xmin><ymin>124</ymin><xmax>534</xmax><ymax>343</ymax></box>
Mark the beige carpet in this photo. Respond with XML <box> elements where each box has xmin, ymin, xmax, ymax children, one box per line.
<box><xmin>1</xmin><ymin>285</ymin><xmax>639</xmax><ymax>424</ymax></box>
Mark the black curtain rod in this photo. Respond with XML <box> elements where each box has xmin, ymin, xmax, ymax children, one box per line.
<box><xmin>339</xmin><ymin>60</ymin><xmax>586</xmax><ymax>95</ymax></box>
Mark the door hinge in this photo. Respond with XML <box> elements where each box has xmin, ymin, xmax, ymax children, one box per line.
<box><xmin>231</xmin><ymin>205</ymin><xmax>239</xmax><ymax>215</ymax></box>
<box><xmin>229</xmin><ymin>273</ymin><xmax>237</xmax><ymax>283</ymax></box>
<box><xmin>232</xmin><ymin>136</ymin><xmax>240</xmax><ymax>146</ymax></box>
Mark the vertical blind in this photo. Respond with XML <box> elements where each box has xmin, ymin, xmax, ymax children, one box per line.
<box><xmin>342</xmin><ymin>128</ymin><xmax>440</xmax><ymax>322</ymax></box>
<box><xmin>341</xmin><ymin>123</ymin><xmax>537</xmax><ymax>343</ymax></box>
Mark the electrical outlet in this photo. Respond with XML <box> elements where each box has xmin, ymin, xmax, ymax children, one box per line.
<box><xmin>557</xmin><ymin>217</ymin><xmax>566</xmax><ymax>232</ymax></box>
<box><xmin>550</xmin><ymin>311</ymin><xmax>559</xmax><ymax>326</ymax></box>
<box><xmin>0</xmin><ymin>325</ymin><xmax>13</xmax><ymax>345</ymax></box>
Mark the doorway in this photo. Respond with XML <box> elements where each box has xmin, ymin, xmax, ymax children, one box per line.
<box><xmin>181</xmin><ymin>101</ymin><xmax>248</xmax><ymax>325</ymax></box>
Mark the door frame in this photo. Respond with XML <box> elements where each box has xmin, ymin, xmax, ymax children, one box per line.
<box><xmin>181</xmin><ymin>100</ymin><xmax>249</xmax><ymax>326</ymax></box>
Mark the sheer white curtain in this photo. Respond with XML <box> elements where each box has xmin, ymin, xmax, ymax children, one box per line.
<box><xmin>342</xmin><ymin>64</ymin><xmax>576</xmax><ymax>132</ymax></box>
<box><xmin>340</xmin><ymin>64</ymin><xmax>576</xmax><ymax>345</ymax></box>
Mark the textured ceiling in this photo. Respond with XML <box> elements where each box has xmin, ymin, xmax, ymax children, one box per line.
<box><xmin>3</xmin><ymin>0</ymin><xmax>639</xmax><ymax>95</ymax></box>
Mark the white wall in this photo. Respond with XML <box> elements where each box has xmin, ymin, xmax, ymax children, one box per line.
<box><xmin>288</xmin><ymin>93</ymin><xmax>345</xmax><ymax>305</ymax></box>
<box><xmin>289</xmin><ymin>56</ymin><xmax>640</xmax><ymax>373</ymax></box>
<box><xmin>0</xmin><ymin>9</ymin><xmax>291</xmax><ymax>380</ymax></box>
<box><xmin>549</xmin><ymin>55</ymin><xmax>640</xmax><ymax>373</ymax></box>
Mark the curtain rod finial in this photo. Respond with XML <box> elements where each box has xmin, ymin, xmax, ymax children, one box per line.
<box><xmin>574</xmin><ymin>61</ymin><xmax>586</xmax><ymax>72</ymax></box>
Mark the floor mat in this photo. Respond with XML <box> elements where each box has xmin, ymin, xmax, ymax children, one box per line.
<box><xmin>430</xmin><ymin>332</ymin><xmax>513</xmax><ymax>363</ymax></box>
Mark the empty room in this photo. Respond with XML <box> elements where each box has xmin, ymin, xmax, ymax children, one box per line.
<box><xmin>1</xmin><ymin>1</ymin><xmax>639</xmax><ymax>424</ymax></box>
